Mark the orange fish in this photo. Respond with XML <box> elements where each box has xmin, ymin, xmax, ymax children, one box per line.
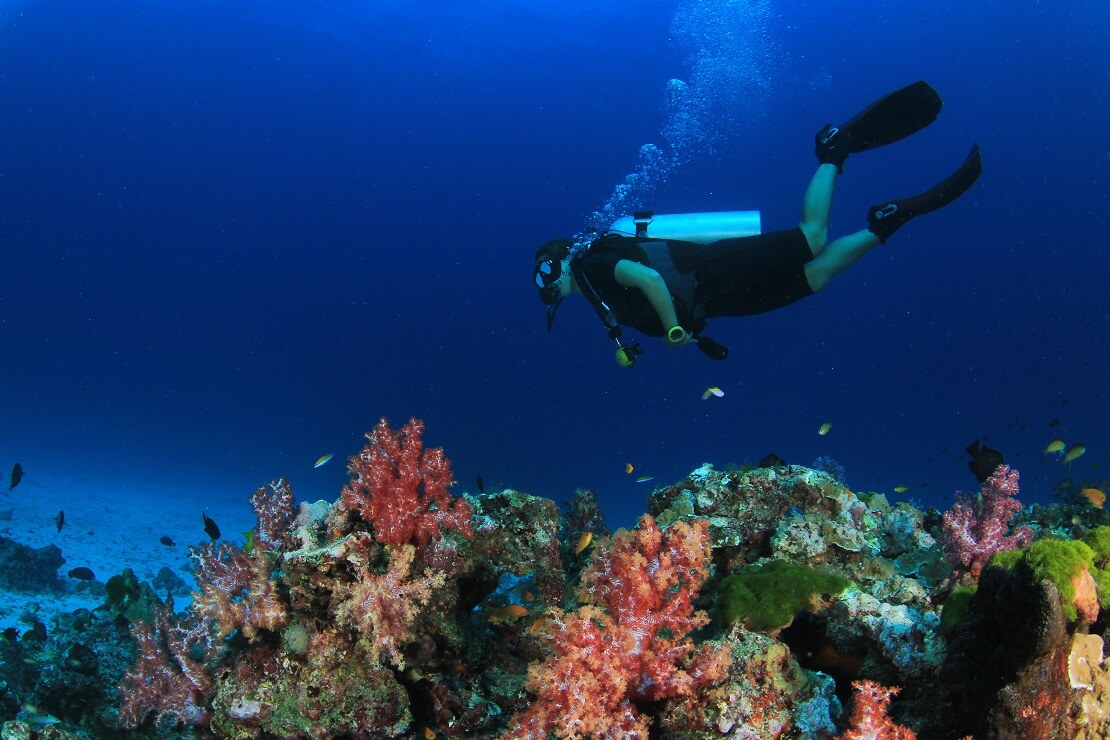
<box><xmin>423</xmin><ymin>729</ymin><xmax>435</xmax><ymax>740</ymax></box>
<box><xmin>625</xmin><ymin>462</ymin><xmax>634</xmax><ymax>474</ymax></box>
<box><xmin>489</xmin><ymin>604</ymin><xmax>528</xmax><ymax>623</ymax></box>
<box><xmin>1081</xmin><ymin>488</ymin><xmax>1106</xmax><ymax>509</ymax></box>
<box><xmin>522</xmin><ymin>590</ymin><xmax>535</xmax><ymax>602</ymax></box>
<box><xmin>575</xmin><ymin>531</ymin><xmax>593</xmax><ymax>555</ymax></box>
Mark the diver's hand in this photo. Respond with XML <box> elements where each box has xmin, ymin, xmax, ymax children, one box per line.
<box><xmin>665</xmin><ymin>325</ymin><xmax>692</xmax><ymax>347</ymax></box>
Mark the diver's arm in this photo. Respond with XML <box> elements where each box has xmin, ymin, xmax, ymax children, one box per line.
<box><xmin>613</xmin><ymin>259</ymin><xmax>680</xmax><ymax>334</ymax></box>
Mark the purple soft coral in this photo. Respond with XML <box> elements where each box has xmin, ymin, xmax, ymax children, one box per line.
<box><xmin>941</xmin><ymin>464</ymin><xmax>1034</xmax><ymax>578</ymax></box>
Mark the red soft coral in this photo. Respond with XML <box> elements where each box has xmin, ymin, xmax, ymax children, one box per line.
<box><xmin>837</xmin><ymin>680</ymin><xmax>915</xmax><ymax>739</ymax></box>
<box><xmin>505</xmin><ymin>516</ymin><xmax>730</xmax><ymax>738</ymax></box>
<box><xmin>342</xmin><ymin>417</ymin><xmax>473</xmax><ymax>547</ymax></box>
<box><xmin>941</xmin><ymin>464</ymin><xmax>1034</xmax><ymax>578</ymax></box>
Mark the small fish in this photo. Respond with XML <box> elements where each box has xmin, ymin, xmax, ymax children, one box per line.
<box><xmin>9</xmin><ymin>463</ymin><xmax>23</xmax><ymax>491</ymax></box>
<box><xmin>2</xmin><ymin>627</ymin><xmax>17</xmax><ymax>641</ymax></box>
<box><xmin>893</xmin><ymin>486</ymin><xmax>910</xmax><ymax>494</ymax></box>
<box><xmin>1044</xmin><ymin>439</ymin><xmax>1066</xmax><ymax>455</ymax></box>
<box><xmin>476</xmin><ymin>474</ymin><xmax>485</xmax><ymax>493</ymax></box>
<box><xmin>242</xmin><ymin>529</ymin><xmax>256</xmax><ymax>552</ymax></box>
<box><xmin>701</xmin><ymin>386</ymin><xmax>725</xmax><ymax>400</ymax></box>
<box><xmin>818</xmin><ymin>423</ymin><xmax>832</xmax><ymax>436</ymax></box>
<box><xmin>575</xmin><ymin>531</ymin><xmax>593</xmax><ymax>555</ymax></box>
<box><xmin>202</xmin><ymin>512</ymin><xmax>220</xmax><ymax>541</ymax></box>
<box><xmin>1063</xmin><ymin>444</ymin><xmax>1087</xmax><ymax>464</ymax></box>
<box><xmin>1050</xmin><ymin>417</ymin><xmax>1061</xmax><ymax>429</ymax></box>
<box><xmin>625</xmin><ymin>462</ymin><xmax>635</xmax><ymax>475</ymax></box>
<box><xmin>423</xmin><ymin>729</ymin><xmax>436</xmax><ymax>740</ymax></box>
<box><xmin>314</xmin><ymin>453</ymin><xmax>334</xmax><ymax>469</ymax></box>
<box><xmin>1081</xmin><ymin>488</ymin><xmax>1106</xmax><ymax>509</ymax></box>
<box><xmin>67</xmin><ymin>567</ymin><xmax>95</xmax><ymax>581</ymax></box>
<box><xmin>522</xmin><ymin>590</ymin><xmax>535</xmax><ymax>602</ymax></box>
<box><xmin>488</xmin><ymin>604</ymin><xmax>529</xmax><ymax>623</ymax></box>
<box><xmin>53</xmin><ymin>510</ymin><xmax>64</xmax><ymax>533</ymax></box>
<box><xmin>159</xmin><ymin>535</ymin><xmax>176</xmax><ymax>547</ymax></box>
<box><xmin>635</xmin><ymin>475</ymin><xmax>654</xmax><ymax>483</ymax></box>
<box><xmin>966</xmin><ymin>440</ymin><xmax>1005</xmax><ymax>483</ymax></box>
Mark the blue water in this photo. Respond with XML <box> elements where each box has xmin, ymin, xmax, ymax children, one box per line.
<box><xmin>1</xmin><ymin>0</ymin><xmax>1107</xmax><ymax>529</ymax></box>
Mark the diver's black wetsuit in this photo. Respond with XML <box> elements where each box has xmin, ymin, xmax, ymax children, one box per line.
<box><xmin>572</xmin><ymin>230</ymin><xmax>814</xmax><ymax>337</ymax></box>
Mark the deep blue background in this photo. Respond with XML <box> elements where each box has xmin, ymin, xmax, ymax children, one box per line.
<box><xmin>1</xmin><ymin>0</ymin><xmax>1107</xmax><ymax>527</ymax></box>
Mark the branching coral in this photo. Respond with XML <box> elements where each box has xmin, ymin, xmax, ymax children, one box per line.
<box><xmin>504</xmin><ymin>516</ymin><xmax>730</xmax><ymax>737</ymax></box>
<box><xmin>335</xmin><ymin>543</ymin><xmax>446</xmax><ymax>669</ymax></box>
<box><xmin>836</xmin><ymin>680</ymin><xmax>915</xmax><ymax>739</ymax></box>
<box><xmin>342</xmin><ymin>417</ymin><xmax>473</xmax><ymax>547</ymax></box>
<box><xmin>118</xmin><ymin>604</ymin><xmax>213</xmax><ymax>730</ymax></box>
<box><xmin>190</xmin><ymin>541</ymin><xmax>288</xmax><ymax>641</ymax></box>
<box><xmin>941</xmin><ymin>465</ymin><xmax>1033</xmax><ymax>579</ymax></box>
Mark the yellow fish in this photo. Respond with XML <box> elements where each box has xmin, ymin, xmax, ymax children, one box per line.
<box><xmin>702</xmin><ymin>386</ymin><xmax>725</xmax><ymax>400</ymax></box>
<box><xmin>314</xmin><ymin>453</ymin><xmax>334</xmax><ymax>469</ymax></box>
<box><xmin>1063</xmin><ymin>444</ymin><xmax>1087</xmax><ymax>464</ymax></box>
<box><xmin>575</xmin><ymin>531</ymin><xmax>593</xmax><ymax>555</ymax></box>
<box><xmin>1044</xmin><ymin>439</ymin><xmax>1066</xmax><ymax>455</ymax></box>
<box><xmin>625</xmin><ymin>462</ymin><xmax>635</xmax><ymax>475</ymax></box>
<box><xmin>818</xmin><ymin>423</ymin><xmax>832</xmax><ymax>436</ymax></box>
<box><xmin>635</xmin><ymin>475</ymin><xmax>655</xmax><ymax>483</ymax></box>
<box><xmin>1081</xmin><ymin>488</ymin><xmax>1106</xmax><ymax>509</ymax></box>
<box><xmin>893</xmin><ymin>486</ymin><xmax>910</xmax><ymax>494</ymax></box>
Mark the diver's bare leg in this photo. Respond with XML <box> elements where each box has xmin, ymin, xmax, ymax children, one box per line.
<box><xmin>803</xmin><ymin>229</ymin><xmax>880</xmax><ymax>292</ymax></box>
<box><xmin>799</xmin><ymin>163</ymin><xmax>838</xmax><ymax>255</ymax></box>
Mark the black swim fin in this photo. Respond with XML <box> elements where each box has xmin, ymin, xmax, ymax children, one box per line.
<box><xmin>867</xmin><ymin>143</ymin><xmax>983</xmax><ymax>244</ymax></box>
<box><xmin>816</xmin><ymin>81</ymin><xmax>943</xmax><ymax>172</ymax></box>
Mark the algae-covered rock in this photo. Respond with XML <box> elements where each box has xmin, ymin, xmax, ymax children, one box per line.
<box><xmin>717</xmin><ymin>559</ymin><xmax>850</xmax><ymax>634</ymax></box>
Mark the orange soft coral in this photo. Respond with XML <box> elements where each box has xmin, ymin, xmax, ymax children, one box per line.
<box><xmin>335</xmin><ymin>543</ymin><xmax>446</xmax><ymax>669</ymax></box>
<box><xmin>190</xmin><ymin>541</ymin><xmax>288</xmax><ymax>641</ymax></box>
<box><xmin>837</xmin><ymin>680</ymin><xmax>916</xmax><ymax>740</ymax></box>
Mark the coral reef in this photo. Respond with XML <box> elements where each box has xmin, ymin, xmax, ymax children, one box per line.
<box><xmin>3</xmin><ymin>422</ymin><xmax>1109</xmax><ymax>738</ymax></box>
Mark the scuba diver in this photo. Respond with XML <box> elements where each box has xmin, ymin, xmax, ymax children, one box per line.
<box><xmin>533</xmin><ymin>81</ymin><xmax>982</xmax><ymax>366</ymax></box>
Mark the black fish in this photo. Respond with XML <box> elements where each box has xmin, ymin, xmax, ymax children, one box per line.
<box><xmin>202</xmin><ymin>512</ymin><xmax>220</xmax><ymax>541</ymax></box>
<box><xmin>1050</xmin><ymin>417</ymin><xmax>1061</xmax><ymax>429</ymax></box>
<box><xmin>9</xmin><ymin>463</ymin><xmax>22</xmax><ymax>491</ymax></box>
<box><xmin>159</xmin><ymin>535</ymin><xmax>176</xmax><ymax>547</ymax></box>
<box><xmin>966</xmin><ymin>440</ymin><xmax>1005</xmax><ymax>483</ymax></box>
<box><xmin>2</xmin><ymin>627</ymin><xmax>17</xmax><ymax>641</ymax></box>
<box><xmin>68</xmin><ymin>567</ymin><xmax>95</xmax><ymax>581</ymax></box>
<box><xmin>53</xmin><ymin>510</ymin><xmax>64</xmax><ymax>533</ymax></box>
<box><xmin>758</xmin><ymin>453</ymin><xmax>787</xmax><ymax>468</ymax></box>
<box><xmin>476</xmin><ymin>474</ymin><xmax>485</xmax><ymax>494</ymax></box>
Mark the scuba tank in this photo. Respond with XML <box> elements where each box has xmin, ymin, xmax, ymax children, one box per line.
<box><xmin>608</xmin><ymin>210</ymin><xmax>761</xmax><ymax>243</ymax></box>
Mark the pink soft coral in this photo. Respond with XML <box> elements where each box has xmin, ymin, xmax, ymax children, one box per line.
<box><xmin>119</xmin><ymin>605</ymin><xmax>213</xmax><ymax>730</ymax></box>
<box><xmin>941</xmin><ymin>464</ymin><xmax>1034</xmax><ymax>578</ymax></box>
<box><xmin>342</xmin><ymin>417</ymin><xmax>473</xmax><ymax>547</ymax></box>
<box><xmin>504</xmin><ymin>516</ymin><xmax>730</xmax><ymax>738</ymax></box>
